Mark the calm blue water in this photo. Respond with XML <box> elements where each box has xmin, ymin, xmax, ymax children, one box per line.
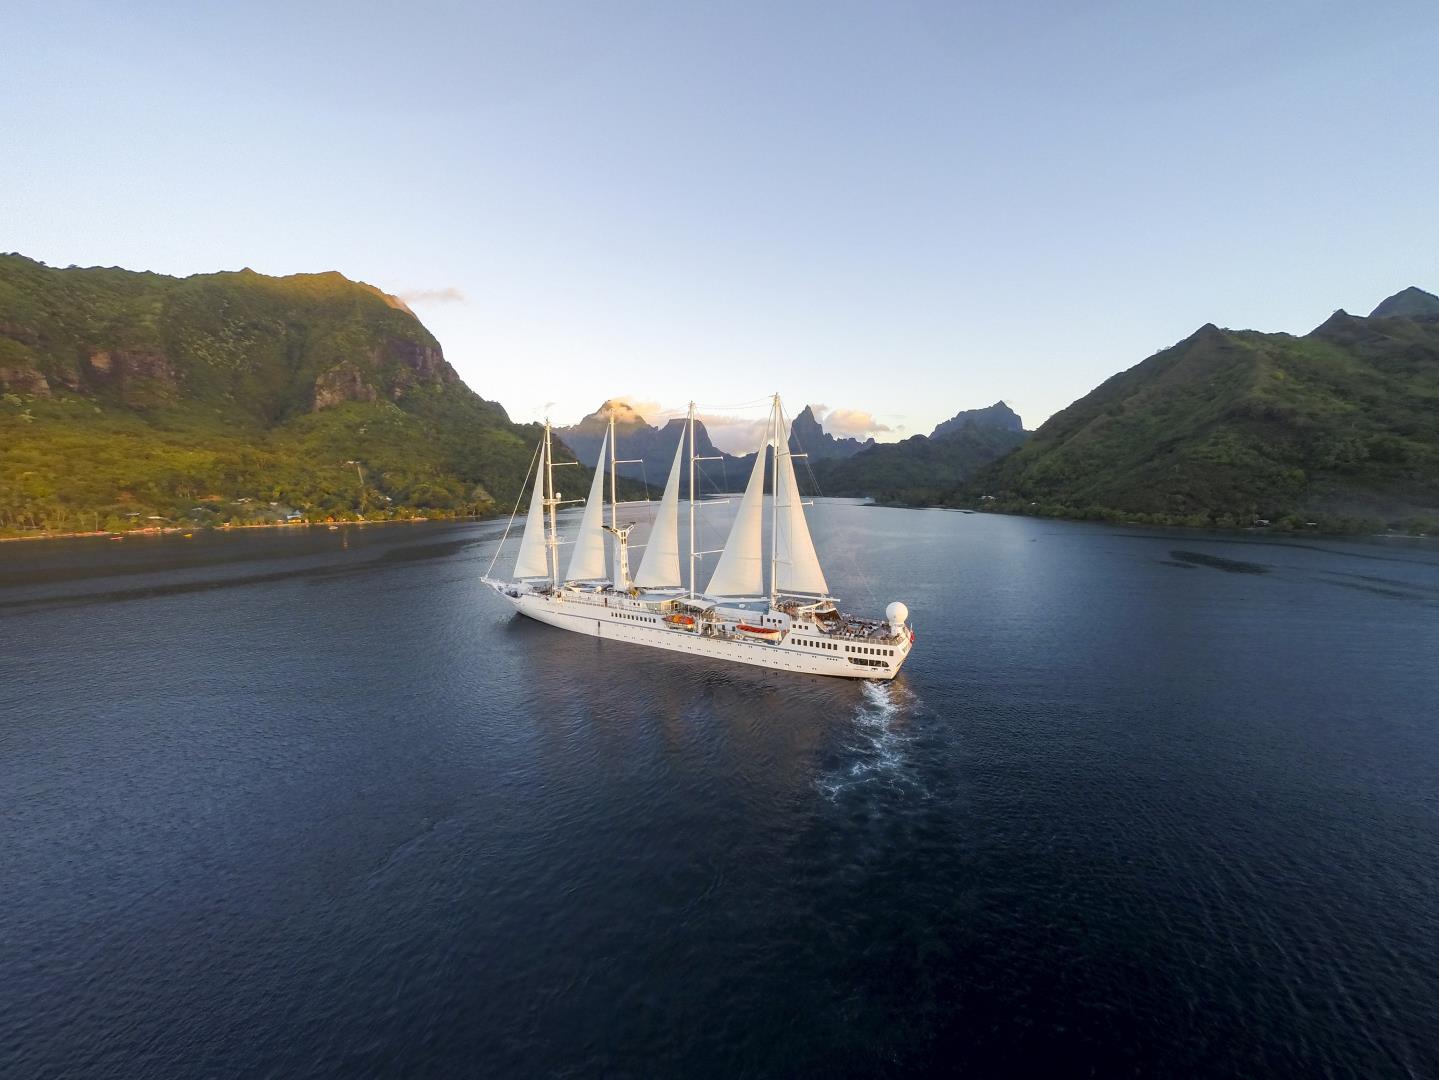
<box><xmin>2</xmin><ymin>506</ymin><xmax>1437</xmax><ymax>1077</ymax></box>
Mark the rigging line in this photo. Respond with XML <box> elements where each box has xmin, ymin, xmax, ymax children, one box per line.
<box><xmin>484</xmin><ymin>439</ymin><xmax>542</xmax><ymax>579</ymax></box>
<box><xmin>692</xmin><ymin>397</ymin><xmax>773</xmax><ymax>412</ymax></box>
<box><xmin>789</xmin><ymin>404</ymin><xmax>880</xmax><ymax>610</ymax></box>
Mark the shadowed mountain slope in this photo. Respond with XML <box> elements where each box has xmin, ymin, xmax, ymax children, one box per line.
<box><xmin>972</xmin><ymin>289</ymin><xmax>1439</xmax><ymax>531</ymax></box>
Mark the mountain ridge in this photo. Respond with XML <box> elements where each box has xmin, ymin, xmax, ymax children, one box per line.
<box><xmin>809</xmin><ymin>406</ymin><xmax>1028</xmax><ymax>502</ymax></box>
<box><xmin>964</xmin><ymin>287</ymin><xmax>1439</xmax><ymax>532</ymax></box>
<box><xmin>0</xmin><ymin>254</ymin><xmax>584</xmax><ymax>533</ymax></box>
<box><xmin>555</xmin><ymin>399</ymin><xmax>876</xmax><ymax>494</ymax></box>
<box><xmin>931</xmin><ymin>401</ymin><xmax>1024</xmax><ymax>440</ymax></box>
<box><xmin>1369</xmin><ymin>286</ymin><xmax>1439</xmax><ymax>319</ymax></box>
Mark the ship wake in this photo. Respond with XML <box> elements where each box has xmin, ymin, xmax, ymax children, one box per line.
<box><xmin>817</xmin><ymin>682</ymin><xmax>927</xmax><ymax>800</ymax></box>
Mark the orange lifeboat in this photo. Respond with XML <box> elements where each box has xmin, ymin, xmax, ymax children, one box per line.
<box><xmin>664</xmin><ymin>613</ymin><xmax>696</xmax><ymax>628</ymax></box>
<box><xmin>736</xmin><ymin>623</ymin><xmax>781</xmax><ymax>641</ymax></box>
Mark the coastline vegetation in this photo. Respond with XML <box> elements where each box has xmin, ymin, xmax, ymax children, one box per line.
<box><xmin>0</xmin><ymin>255</ymin><xmax>587</xmax><ymax>538</ymax></box>
<box><xmin>5</xmin><ymin>255</ymin><xmax>1435</xmax><ymax>540</ymax></box>
<box><xmin>906</xmin><ymin>302</ymin><xmax>1439</xmax><ymax>536</ymax></box>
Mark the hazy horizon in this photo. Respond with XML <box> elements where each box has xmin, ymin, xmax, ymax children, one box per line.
<box><xmin>9</xmin><ymin>1</ymin><xmax>1437</xmax><ymax>449</ymax></box>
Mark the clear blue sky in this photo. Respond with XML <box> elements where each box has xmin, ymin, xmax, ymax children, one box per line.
<box><xmin>7</xmin><ymin>1</ymin><xmax>1437</xmax><ymax>449</ymax></box>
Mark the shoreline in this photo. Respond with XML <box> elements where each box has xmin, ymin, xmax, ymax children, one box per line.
<box><xmin>0</xmin><ymin>516</ymin><xmax>493</xmax><ymax>544</ymax></box>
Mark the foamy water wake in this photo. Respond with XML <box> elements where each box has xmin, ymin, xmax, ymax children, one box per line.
<box><xmin>817</xmin><ymin>682</ymin><xmax>927</xmax><ymax>800</ymax></box>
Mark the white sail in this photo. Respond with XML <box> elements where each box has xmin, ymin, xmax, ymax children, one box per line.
<box><xmin>705</xmin><ymin>431</ymin><xmax>770</xmax><ymax>597</ymax></box>
<box><xmin>774</xmin><ymin>434</ymin><xmax>829</xmax><ymax>595</ymax></box>
<box><xmin>513</xmin><ymin>439</ymin><xmax>550</xmax><ymax>579</ymax></box>
<box><xmin>633</xmin><ymin>431</ymin><xmax>684</xmax><ymax>588</ymax></box>
<box><xmin>565</xmin><ymin>430</ymin><xmax>610</xmax><ymax>581</ymax></box>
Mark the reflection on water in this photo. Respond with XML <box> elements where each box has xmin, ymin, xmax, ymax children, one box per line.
<box><xmin>2</xmin><ymin>510</ymin><xmax>1438</xmax><ymax>1077</ymax></box>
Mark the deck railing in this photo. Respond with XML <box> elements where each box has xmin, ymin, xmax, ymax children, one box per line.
<box><xmin>540</xmin><ymin>588</ymin><xmax>908</xmax><ymax>646</ymax></box>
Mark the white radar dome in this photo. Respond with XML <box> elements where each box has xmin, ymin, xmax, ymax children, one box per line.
<box><xmin>886</xmin><ymin>602</ymin><xmax>909</xmax><ymax>628</ymax></box>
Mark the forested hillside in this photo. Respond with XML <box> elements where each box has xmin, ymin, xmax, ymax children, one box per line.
<box><xmin>970</xmin><ymin>288</ymin><xmax>1439</xmax><ymax>532</ymax></box>
<box><xmin>0</xmin><ymin>255</ymin><xmax>575</xmax><ymax>534</ymax></box>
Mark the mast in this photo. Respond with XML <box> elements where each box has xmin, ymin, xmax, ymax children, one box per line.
<box><xmin>608</xmin><ymin>410</ymin><xmax>617</xmax><ymax>587</ymax></box>
<box><xmin>510</xmin><ymin>435</ymin><xmax>550</xmax><ymax>580</ymax></box>
<box><xmin>686</xmin><ymin>401</ymin><xmax>696</xmax><ymax>600</ymax></box>
<box><xmin>769</xmin><ymin>393</ymin><xmax>780</xmax><ymax>608</ymax></box>
<box><xmin>545</xmin><ymin>418</ymin><xmax>558</xmax><ymax>589</ymax></box>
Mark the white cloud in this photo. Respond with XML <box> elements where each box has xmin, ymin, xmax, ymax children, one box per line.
<box><xmin>613</xmin><ymin>396</ymin><xmax>666</xmax><ymax>421</ymax></box>
<box><xmin>815</xmin><ymin>407</ymin><xmax>892</xmax><ymax>439</ymax></box>
<box><xmin>398</xmin><ymin>287</ymin><xmax>465</xmax><ymax>304</ymax></box>
<box><xmin>697</xmin><ymin>413</ymin><xmax>773</xmax><ymax>454</ymax></box>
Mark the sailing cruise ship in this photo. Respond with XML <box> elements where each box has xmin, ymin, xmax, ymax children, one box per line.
<box><xmin>482</xmin><ymin>395</ymin><xmax>914</xmax><ymax>680</ymax></box>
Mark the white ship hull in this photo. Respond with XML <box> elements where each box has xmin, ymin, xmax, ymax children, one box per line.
<box><xmin>496</xmin><ymin>587</ymin><xmax>909</xmax><ymax>680</ymax></box>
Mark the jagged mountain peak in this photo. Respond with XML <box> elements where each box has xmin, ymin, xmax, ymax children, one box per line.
<box><xmin>787</xmin><ymin>405</ymin><xmax>874</xmax><ymax>460</ymax></box>
<box><xmin>570</xmin><ymin>398</ymin><xmax>651</xmax><ymax>432</ymax></box>
<box><xmin>1370</xmin><ymin>286</ymin><xmax>1439</xmax><ymax>319</ymax></box>
<box><xmin>931</xmin><ymin>401</ymin><xmax>1024</xmax><ymax>440</ymax></box>
<box><xmin>599</xmin><ymin>398</ymin><xmax>647</xmax><ymax>423</ymax></box>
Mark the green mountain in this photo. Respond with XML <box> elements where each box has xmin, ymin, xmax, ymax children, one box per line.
<box><xmin>808</xmin><ymin>407</ymin><xmax>1028</xmax><ymax>504</ymax></box>
<box><xmin>0</xmin><ymin>254</ymin><xmax>568</xmax><ymax>534</ymax></box>
<box><xmin>1369</xmin><ymin>286</ymin><xmax>1439</xmax><ymax>319</ymax></box>
<box><xmin>971</xmin><ymin>290</ymin><xmax>1439</xmax><ymax>532</ymax></box>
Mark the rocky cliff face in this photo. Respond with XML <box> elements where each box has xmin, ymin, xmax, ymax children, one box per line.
<box><xmin>378</xmin><ymin>338</ymin><xmax>459</xmax><ymax>399</ymax></box>
<box><xmin>789</xmin><ymin>405</ymin><xmax>874</xmax><ymax>460</ymax></box>
<box><xmin>0</xmin><ymin>362</ymin><xmax>50</xmax><ymax>397</ymax></box>
<box><xmin>314</xmin><ymin>363</ymin><xmax>379</xmax><ymax>409</ymax></box>
<box><xmin>312</xmin><ymin>340</ymin><xmax>459</xmax><ymax>411</ymax></box>
<box><xmin>83</xmin><ymin>348</ymin><xmax>178</xmax><ymax>405</ymax></box>
<box><xmin>930</xmin><ymin>401</ymin><xmax>1024</xmax><ymax>439</ymax></box>
<box><xmin>0</xmin><ymin>254</ymin><xmax>463</xmax><ymax>421</ymax></box>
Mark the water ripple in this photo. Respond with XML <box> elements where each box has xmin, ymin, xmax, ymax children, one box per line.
<box><xmin>817</xmin><ymin>682</ymin><xmax>929</xmax><ymax>801</ymax></box>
